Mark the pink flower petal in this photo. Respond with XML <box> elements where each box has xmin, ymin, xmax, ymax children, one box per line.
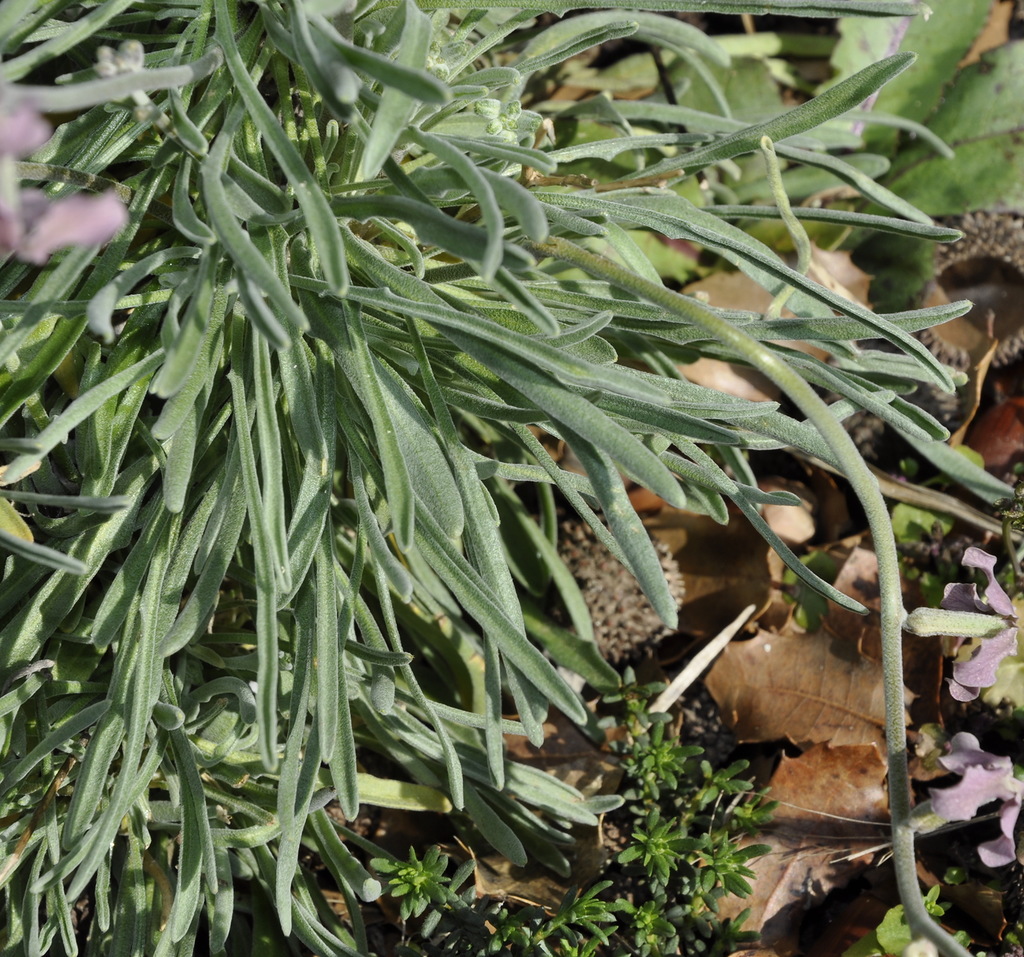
<box><xmin>17</xmin><ymin>188</ymin><xmax>50</xmax><ymax>228</ymax></box>
<box><xmin>950</xmin><ymin>627</ymin><xmax>1020</xmax><ymax>700</ymax></box>
<box><xmin>0</xmin><ymin>102</ymin><xmax>52</xmax><ymax>158</ymax></box>
<box><xmin>937</xmin><ymin>732</ymin><xmax>990</xmax><ymax>771</ymax></box>
<box><xmin>941</xmin><ymin>582</ymin><xmax>987</xmax><ymax>614</ymax></box>
<box><xmin>931</xmin><ymin>763</ymin><xmax>1018</xmax><ymax>821</ymax></box>
<box><xmin>16</xmin><ymin>191</ymin><xmax>128</xmax><ymax>265</ymax></box>
<box><xmin>0</xmin><ymin>200</ymin><xmax>23</xmax><ymax>254</ymax></box>
<box><xmin>962</xmin><ymin>547</ymin><xmax>1015</xmax><ymax>617</ymax></box>
<box><xmin>977</xmin><ymin>796</ymin><xmax>1021</xmax><ymax>868</ymax></box>
<box><xmin>931</xmin><ymin>733</ymin><xmax>1020</xmax><ymax>822</ymax></box>
<box><xmin>946</xmin><ymin>677</ymin><xmax>981</xmax><ymax>702</ymax></box>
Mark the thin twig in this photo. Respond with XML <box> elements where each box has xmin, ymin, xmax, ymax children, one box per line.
<box><xmin>650</xmin><ymin>604</ymin><xmax>755</xmax><ymax>713</ymax></box>
<box><xmin>0</xmin><ymin>753</ymin><xmax>77</xmax><ymax>889</ymax></box>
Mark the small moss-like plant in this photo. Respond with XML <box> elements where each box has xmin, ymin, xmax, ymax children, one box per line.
<box><xmin>0</xmin><ymin>1</ymin><xmax>1001</xmax><ymax>955</ymax></box>
<box><xmin>374</xmin><ymin>682</ymin><xmax>771</xmax><ymax>956</ymax></box>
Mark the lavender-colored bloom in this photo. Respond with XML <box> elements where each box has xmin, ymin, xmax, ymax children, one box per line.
<box><xmin>0</xmin><ymin>98</ymin><xmax>127</xmax><ymax>264</ymax></box>
<box><xmin>940</xmin><ymin>547</ymin><xmax>1020</xmax><ymax>701</ymax></box>
<box><xmin>16</xmin><ymin>190</ymin><xmax>128</xmax><ymax>264</ymax></box>
<box><xmin>0</xmin><ymin>189</ymin><xmax>128</xmax><ymax>264</ymax></box>
<box><xmin>942</xmin><ymin>547</ymin><xmax>1015</xmax><ymax>617</ymax></box>
<box><xmin>0</xmin><ymin>101</ymin><xmax>51</xmax><ymax>157</ymax></box>
<box><xmin>929</xmin><ymin>732</ymin><xmax>1023</xmax><ymax>867</ymax></box>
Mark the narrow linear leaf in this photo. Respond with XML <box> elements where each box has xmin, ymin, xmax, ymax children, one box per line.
<box><xmin>360</xmin><ymin>0</ymin><xmax>433</xmax><ymax>180</ymax></box>
<box><xmin>0</xmin><ymin>524</ymin><xmax>87</xmax><ymax>574</ymax></box>
<box><xmin>644</xmin><ymin>53</ymin><xmax>917</xmax><ymax>177</ymax></box>
<box><xmin>336</xmin><ymin>302</ymin><xmax>415</xmax><ymax>551</ymax></box>
<box><xmin>214</xmin><ymin>0</ymin><xmax>348</xmax><ymax>293</ymax></box>
<box><xmin>1</xmin><ymin>350</ymin><xmax>164</xmax><ymax>485</ymax></box>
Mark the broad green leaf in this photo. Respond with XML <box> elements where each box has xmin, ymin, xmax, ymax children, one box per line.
<box><xmin>888</xmin><ymin>43</ymin><xmax>1024</xmax><ymax>215</ymax></box>
<box><xmin>830</xmin><ymin>0</ymin><xmax>990</xmax><ymax>130</ymax></box>
<box><xmin>638</xmin><ymin>52</ymin><xmax>917</xmax><ymax>178</ymax></box>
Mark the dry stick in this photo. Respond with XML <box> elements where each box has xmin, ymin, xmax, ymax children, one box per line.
<box><xmin>650</xmin><ymin>603</ymin><xmax>756</xmax><ymax>714</ymax></box>
<box><xmin>523</xmin><ymin>234</ymin><xmax>976</xmax><ymax>957</ymax></box>
<box><xmin>802</xmin><ymin>452</ymin><xmax>1021</xmax><ymax>542</ymax></box>
<box><xmin>0</xmin><ymin>753</ymin><xmax>77</xmax><ymax>888</ymax></box>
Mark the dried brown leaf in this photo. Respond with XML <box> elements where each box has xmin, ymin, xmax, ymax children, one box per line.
<box><xmin>807</xmin><ymin>246</ymin><xmax>872</xmax><ymax>308</ymax></box>
<box><xmin>759</xmin><ymin>477</ymin><xmax>816</xmax><ymax>548</ymax></box>
<box><xmin>823</xmin><ymin>546</ymin><xmax>943</xmax><ymax>724</ymax></box>
<box><xmin>644</xmin><ymin>509</ymin><xmax>772</xmax><ymax>639</ymax></box>
<box><xmin>960</xmin><ymin>0</ymin><xmax>1014</xmax><ymax>66</ymax></box>
<box><xmin>704</xmin><ymin>627</ymin><xmax>898</xmax><ymax>751</ymax></box>
<box><xmin>719</xmin><ymin>744</ymin><xmax>890</xmax><ymax>954</ymax></box>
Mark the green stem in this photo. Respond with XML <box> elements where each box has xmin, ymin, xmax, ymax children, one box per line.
<box><xmin>15</xmin><ymin>163</ymin><xmax>133</xmax><ymax>203</ymax></box>
<box><xmin>1004</xmin><ymin>517</ymin><xmax>1023</xmax><ymax>588</ymax></box>
<box><xmin>7</xmin><ymin>47</ymin><xmax>224</xmax><ymax>112</ymax></box>
<box><xmin>759</xmin><ymin>135</ymin><xmax>811</xmax><ymax>320</ymax></box>
<box><xmin>525</xmin><ymin>235</ymin><xmax>976</xmax><ymax>957</ymax></box>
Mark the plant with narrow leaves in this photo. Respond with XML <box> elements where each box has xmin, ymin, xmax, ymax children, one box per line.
<box><xmin>372</xmin><ymin>846</ymin><xmax>458</xmax><ymax>922</ymax></box>
<box><xmin>619</xmin><ymin>807</ymin><xmax>697</xmax><ymax>884</ymax></box>
<box><xmin>0</xmin><ymin>1</ymin><xmax>1001</xmax><ymax>955</ymax></box>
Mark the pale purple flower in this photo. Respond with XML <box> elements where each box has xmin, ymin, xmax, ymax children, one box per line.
<box><xmin>940</xmin><ymin>547</ymin><xmax>1020</xmax><ymax>701</ymax></box>
<box><xmin>1</xmin><ymin>189</ymin><xmax>129</xmax><ymax>265</ymax></box>
<box><xmin>929</xmin><ymin>731</ymin><xmax>1023</xmax><ymax>867</ymax></box>
<box><xmin>0</xmin><ymin>100</ymin><xmax>51</xmax><ymax>157</ymax></box>
<box><xmin>0</xmin><ymin>99</ymin><xmax>128</xmax><ymax>264</ymax></box>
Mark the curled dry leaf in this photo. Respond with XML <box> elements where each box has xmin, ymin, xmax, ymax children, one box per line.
<box><xmin>704</xmin><ymin>627</ymin><xmax>898</xmax><ymax>751</ymax></box>
<box><xmin>644</xmin><ymin>508</ymin><xmax>772</xmax><ymax>639</ymax></box>
<box><xmin>966</xmin><ymin>396</ymin><xmax>1024</xmax><ymax>482</ymax></box>
<box><xmin>680</xmin><ymin>355</ymin><xmax>779</xmax><ymax>403</ymax></box>
<box><xmin>718</xmin><ymin>744</ymin><xmax>890</xmax><ymax>956</ymax></box>
<box><xmin>960</xmin><ymin>0</ymin><xmax>1014</xmax><ymax>67</ymax></box>
<box><xmin>806</xmin><ymin>245</ymin><xmax>873</xmax><ymax>308</ymax></box>
<box><xmin>678</xmin><ymin>272</ymin><xmax>799</xmax><ymax>404</ymax></box>
<box><xmin>759</xmin><ymin>477</ymin><xmax>816</xmax><ymax>548</ymax></box>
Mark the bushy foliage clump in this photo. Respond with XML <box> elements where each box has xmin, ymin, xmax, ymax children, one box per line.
<box><xmin>0</xmin><ymin>1</ymin><xmax>986</xmax><ymax>954</ymax></box>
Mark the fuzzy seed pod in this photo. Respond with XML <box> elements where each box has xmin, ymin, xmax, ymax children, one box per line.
<box><xmin>556</xmin><ymin>520</ymin><xmax>685</xmax><ymax>666</ymax></box>
<box><xmin>919</xmin><ymin>210</ymin><xmax>1024</xmax><ymax>370</ymax></box>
